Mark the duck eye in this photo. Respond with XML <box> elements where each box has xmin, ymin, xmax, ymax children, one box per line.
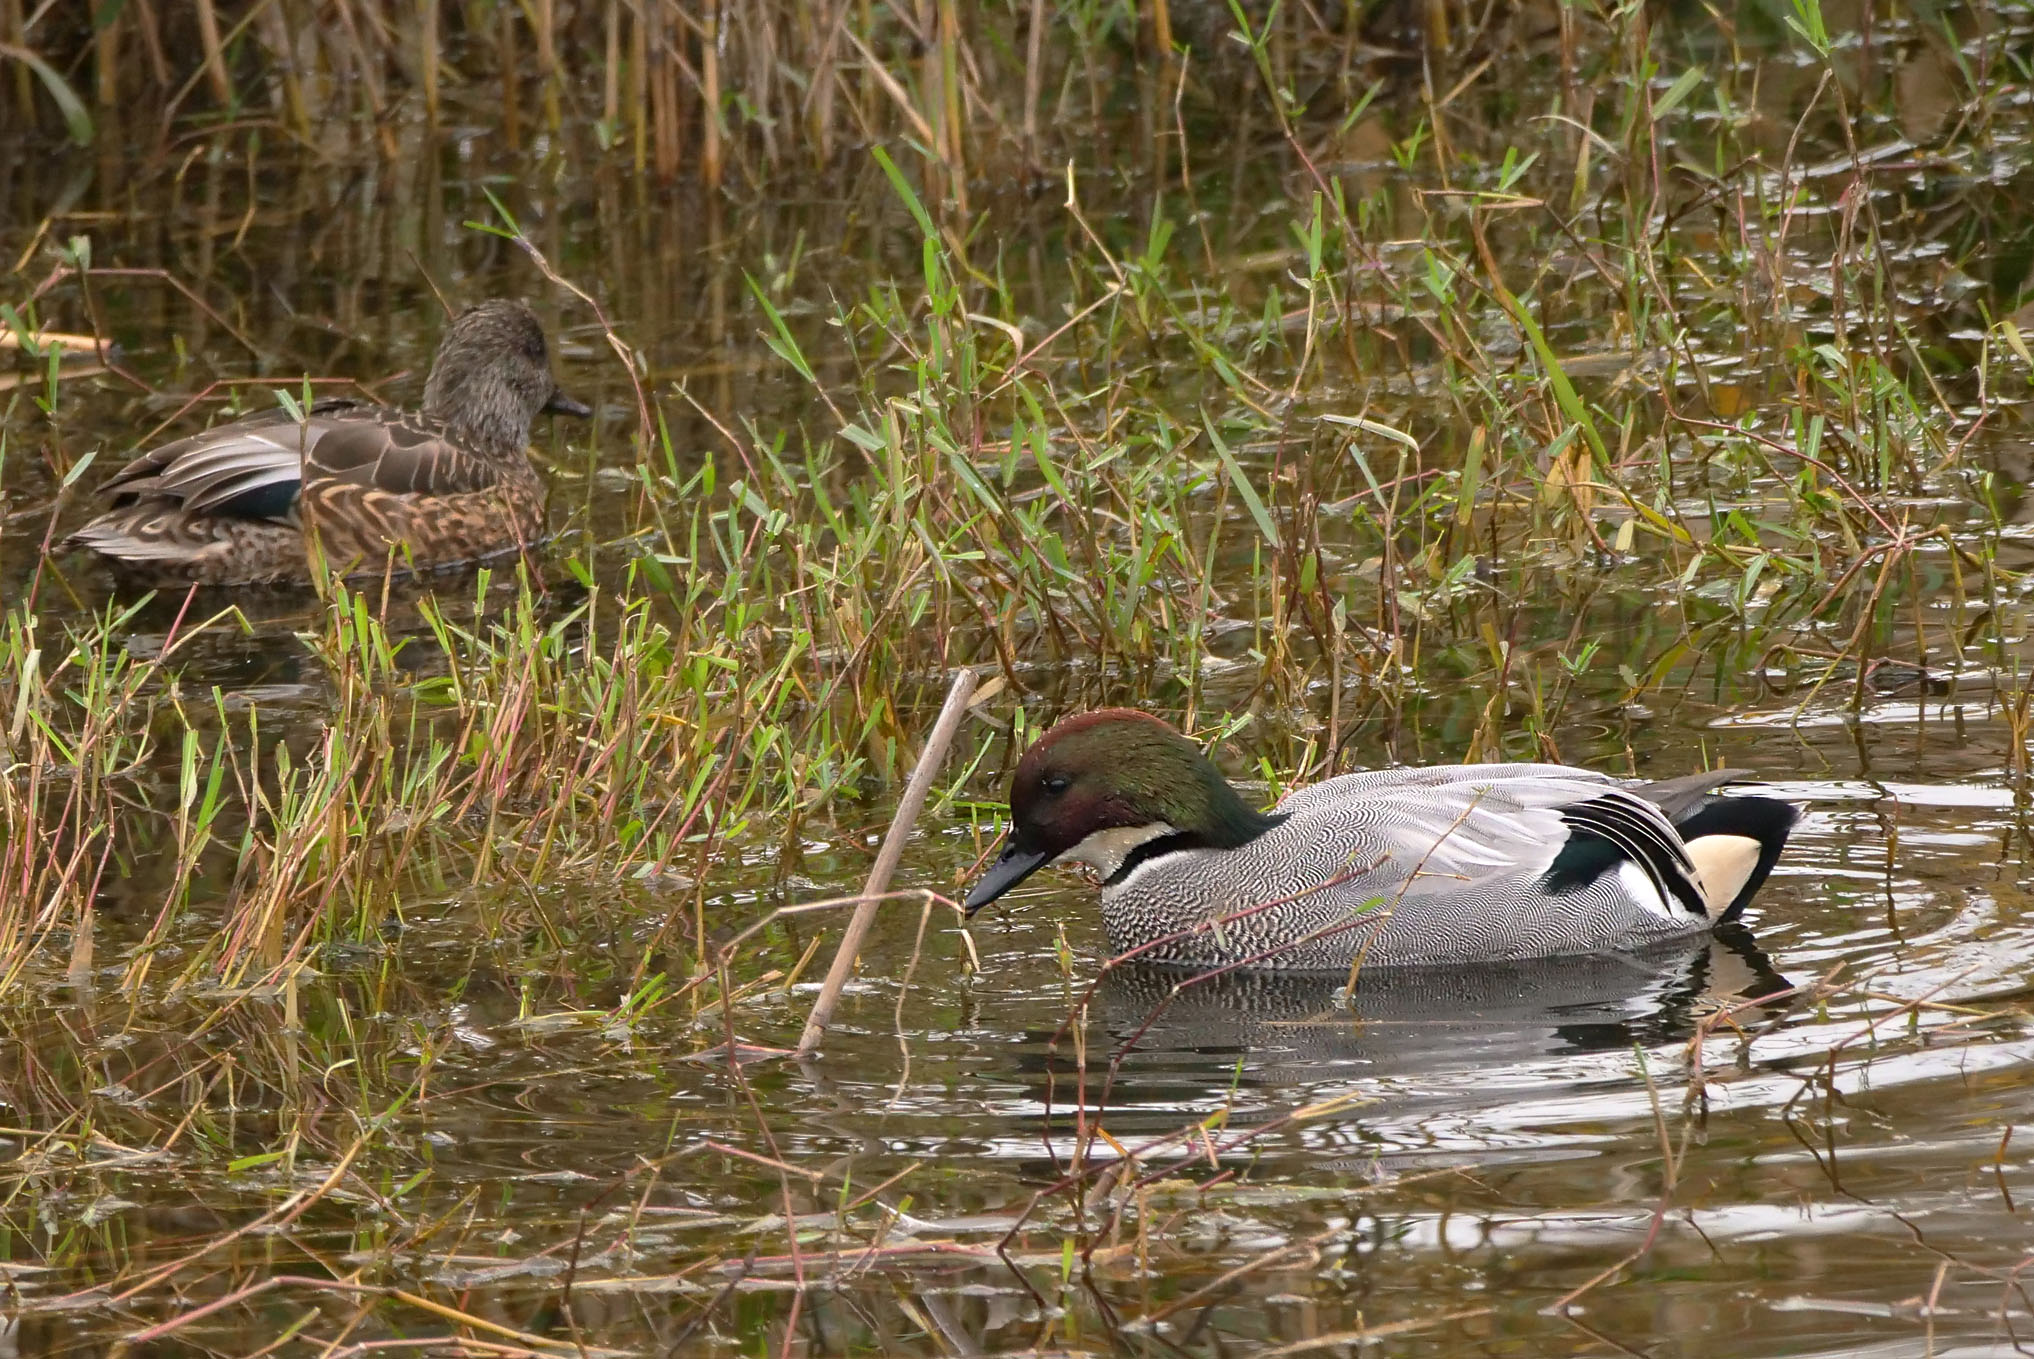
<box><xmin>1040</xmin><ymin>774</ymin><xmax>1072</xmax><ymax>797</ymax></box>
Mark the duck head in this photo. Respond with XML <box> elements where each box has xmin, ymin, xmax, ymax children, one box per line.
<box><xmin>422</xmin><ymin>299</ymin><xmax>590</xmax><ymax>455</ymax></box>
<box><xmin>963</xmin><ymin>709</ymin><xmax>1278</xmax><ymax>915</ymax></box>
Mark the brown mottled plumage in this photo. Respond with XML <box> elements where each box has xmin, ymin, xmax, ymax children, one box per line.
<box><xmin>67</xmin><ymin>299</ymin><xmax>590</xmax><ymax>586</ymax></box>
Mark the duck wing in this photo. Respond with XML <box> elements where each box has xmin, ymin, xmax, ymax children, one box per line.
<box><xmin>95</xmin><ymin>398</ymin><xmax>380</xmax><ymax>522</ymax></box>
<box><xmin>301</xmin><ymin>409</ymin><xmax>502</xmax><ymax>497</ymax></box>
<box><xmin>92</xmin><ymin>401</ymin><xmax>502</xmax><ymax>525</ymax></box>
<box><xmin>1627</xmin><ymin>767</ymin><xmax>1745</xmax><ymax>818</ymax></box>
<box><xmin>1276</xmin><ymin>765</ymin><xmax>1695</xmax><ymax>905</ymax></box>
<box><xmin>1274</xmin><ymin>763</ymin><xmax>1768</xmax><ymax>909</ymax></box>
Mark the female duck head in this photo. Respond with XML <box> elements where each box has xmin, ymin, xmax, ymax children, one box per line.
<box><xmin>963</xmin><ymin>709</ymin><xmax>1275</xmax><ymax>915</ymax></box>
<box><xmin>421</xmin><ymin>299</ymin><xmax>590</xmax><ymax>454</ymax></box>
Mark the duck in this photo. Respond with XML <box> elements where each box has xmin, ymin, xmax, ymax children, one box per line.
<box><xmin>962</xmin><ymin>709</ymin><xmax>1798</xmax><ymax>971</ymax></box>
<box><xmin>67</xmin><ymin>299</ymin><xmax>589</xmax><ymax>586</ymax></box>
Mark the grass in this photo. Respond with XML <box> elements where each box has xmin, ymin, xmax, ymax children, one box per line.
<box><xmin>2</xmin><ymin>0</ymin><xmax>2033</xmax><ymax>1352</ymax></box>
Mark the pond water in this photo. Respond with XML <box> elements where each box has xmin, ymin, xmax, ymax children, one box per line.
<box><xmin>5</xmin><ymin>4</ymin><xmax>2034</xmax><ymax>1356</ymax></box>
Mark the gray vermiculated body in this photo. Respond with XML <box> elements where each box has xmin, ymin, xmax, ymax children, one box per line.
<box><xmin>1100</xmin><ymin>763</ymin><xmax>1712</xmax><ymax>970</ymax></box>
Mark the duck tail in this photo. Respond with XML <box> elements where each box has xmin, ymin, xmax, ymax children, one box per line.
<box><xmin>66</xmin><ymin>507</ymin><xmax>199</xmax><ymax>563</ymax></box>
<box><xmin>1673</xmin><ymin>796</ymin><xmax>1798</xmax><ymax>922</ymax></box>
<box><xmin>66</xmin><ymin>505</ymin><xmax>301</xmax><ymax>584</ymax></box>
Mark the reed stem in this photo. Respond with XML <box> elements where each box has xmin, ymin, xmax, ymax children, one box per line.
<box><xmin>795</xmin><ymin>667</ymin><xmax>978</xmax><ymax>1057</ymax></box>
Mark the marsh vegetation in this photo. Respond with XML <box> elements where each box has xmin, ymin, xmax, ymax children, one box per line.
<box><xmin>4</xmin><ymin>0</ymin><xmax>2034</xmax><ymax>1354</ymax></box>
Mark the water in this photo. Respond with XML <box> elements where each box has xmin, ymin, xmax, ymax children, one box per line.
<box><xmin>6</xmin><ymin>6</ymin><xmax>2034</xmax><ymax>1355</ymax></box>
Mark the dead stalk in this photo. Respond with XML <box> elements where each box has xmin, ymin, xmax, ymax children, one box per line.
<box><xmin>795</xmin><ymin>666</ymin><xmax>978</xmax><ymax>1055</ymax></box>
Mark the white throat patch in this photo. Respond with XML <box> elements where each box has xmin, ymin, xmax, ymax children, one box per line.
<box><xmin>1060</xmin><ymin>823</ymin><xmax>1180</xmax><ymax>880</ymax></box>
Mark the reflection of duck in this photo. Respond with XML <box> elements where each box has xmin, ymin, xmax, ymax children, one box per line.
<box><xmin>69</xmin><ymin>300</ymin><xmax>588</xmax><ymax>585</ymax></box>
<box><xmin>1001</xmin><ymin>932</ymin><xmax>1793</xmax><ymax>1156</ymax></box>
<box><xmin>966</xmin><ymin>710</ymin><xmax>1797</xmax><ymax>970</ymax></box>
<box><xmin>1086</xmin><ymin>926</ymin><xmax>1793</xmax><ymax>1086</ymax></box>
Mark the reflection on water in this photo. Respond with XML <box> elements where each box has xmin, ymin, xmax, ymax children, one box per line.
<box><xmin>2</xmin><ymin>767</ymin><xmax>2032</xmax><ymax>1353</ymax></box>
<box><xmin>1092</xmin><ymin>930</ymin><xmax>1791</xmax><ymax>1098</ymax></box>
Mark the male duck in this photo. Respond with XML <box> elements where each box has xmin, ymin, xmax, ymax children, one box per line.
<box><xmin>68</xmin><ymin>299</ymin><xmax>589</xmax><ymax>585</ymax></box>
<box><xmin>963</xmin><ymin>710</ymin><xmax>1798</xmax><ymax>971</ymax></box>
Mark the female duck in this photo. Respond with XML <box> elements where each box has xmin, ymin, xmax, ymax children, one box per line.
<box><xmin>963</xmin><ymin>710</ymin><xmax>1798</xmax><ymax>971</ymax></box>
<box><xmin>68</xmin><ymin>299</ymin><xmax>588</xmax><ymax>585</ymax></box>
